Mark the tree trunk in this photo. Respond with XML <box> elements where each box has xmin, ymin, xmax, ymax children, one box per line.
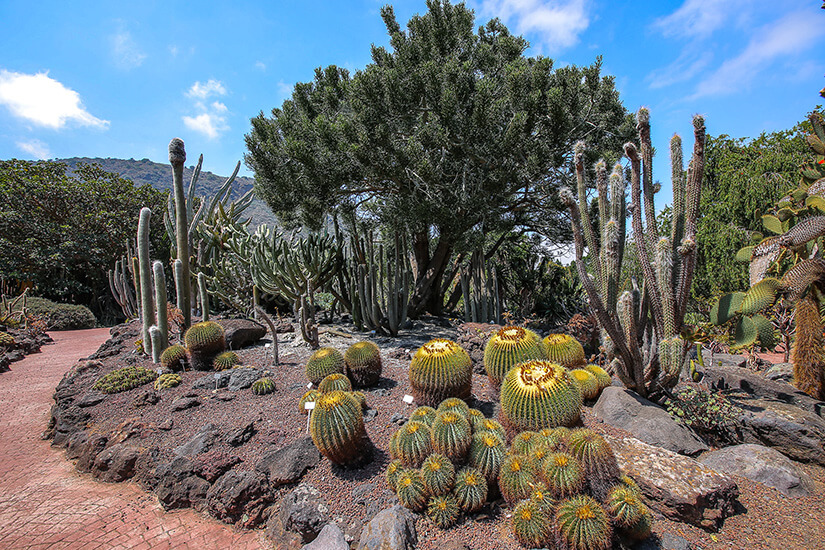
<box><xmin>408</xmin><ymin>230</ymin><xmax>453</xmax><ymax>318</ymax></box>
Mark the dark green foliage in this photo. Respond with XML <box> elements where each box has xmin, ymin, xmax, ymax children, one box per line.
<box><xmin>541</xmin><ymin>452</ymin><xmax>585</xmax><ymax>498</ymax></box>
<box><xmin>21</xmin><ymin>296</ymin><xmax>97</xmax><ymax>330</ymax></box>
<box><xmin>160</xmin><ymin>344</ymin><xmax>187</xmax><ymax>371</ymax></box>
<box><xmin>385</xmin><ymin>459</ymin><xmax>404</xmax><ymax>492</ymax></box>
<box><xmin>565</xmin><ymin>429</ymin><xmax>620</xmax><ymax>499</ymax></box>
<box><xmin>394</xmin><ymin>421</ymin><xmax>434</xmax><ymax>468</ymax></box>
<box><xmin>154</xmin><ymin>373</ymin><xmax>181</xmax><ymax>390</ymax></box>
<box><xmin>664</xmin><ymin>386</ymin><xmax>739</xmax><ymax>443</ymax></box>
<box><xmin>430</xmin><ymin>410</ymin><xmax>472</xmax><ymax>463</ymax></box>
<box><xmin>483</xmin><ymin>326</ymin><xmax>544</xmax><ymax>387</ymax></box>
<box><xmin>426</xmin><ymin>494</ymin><xmax>460</xmax><ymax>529</ymax></box>
<box><xmin>469</xmin><ymin>431</ymin><xmax>506</xmax><ymax>485</ymax></box>
<box><xmin>93</xmin><ymin>366</ymin><xmax>158</xmax><ymax>394</ymax></box>
<box><xmin>214</xmin><ymin>351</ymin><xmax>240</xmax><ymax>371</ymax></box>
<box><xmin>184</xmin><ymin>321</ymin><xmax>226</xmax><ymax>370</ymax></box>
<box><xmin>452</xmin><ymin>466</ymin><xmax>488</xmax><ymax>513</ymax></box>
<box><xmin>251</xmin><ymin>377</ymin><xmax>276</xmax><ymax>395</ymax></box>
<box><xmin>500</xmin><ymin>360</ymin><xmax>583</xmax><ymax>432</ymax></box>
<box><xmin>498</xmin><ymin>454</ymin><xmax>540</xmax><ymax>506</ymax></box>
<box><xmin>512</xmin><ymin>499</ymin><xmax>553</xmax><ymax>548</ymax></box>
<box><xmin>318</xmin><ymin>373</ymin><xmax>353</xmax><ymax>393</ymax></box>
<box><xmin>410</xmin><ymin>406</ymin><xmax>437</xmax><ymax>426</ymax></box>
<box><xmin>396</xmin><ymin>468</ymin><xmax>427</xmax><ymax>511</ymax></box>
<box><xmin>421</xmin><ymin>453</ymin><xmax>456</xmax><ymax>496</ymax></box>
<box><xmin>309</xmin><ymin>390</ymin><xmax>368</xmax><ymax>466</ymax></box>
<box><xmin>409</xmin><ymin>339</ymin><xmax>472</xmax><ymax>407</ymax></box>
<box><xmin>555</xmin><ymin>495</ymin><xmax>613</xmax><ymax>550</ymax></box>
<box><xmin>344</xmin><ymin>341</ymin><xmax>382</xmax><ymax>387</ymax></box>
<box><xmin>305</xmin><ymin>347</ymin><xmax>345</xmax><ymax>386</ymax></box>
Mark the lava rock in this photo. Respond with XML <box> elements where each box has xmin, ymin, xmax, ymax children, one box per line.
<box><xmin>154</xmin><ymin>456</ymin><xmax>210</xmax><ymax>510</ymax></box>
<box><xmin>593</xmin><ymin>387</ymin><xmax>708</xmax><ymax>455</ymax></box>
<box><xmin>193</xmin><ymin>372</ymin><xmax>231</xmax><ymax>390</ymax></box>
<box><xmin>131</xmin><ymin>390</ymin><xmax>160</xmax><ymax>408</ymax></box>
<box><xmin>92</xmin><ymin>443</ymin><xmax>139</xmax><ymax>483</ymax></box>
<box><xmin>364</xmin><ymin>409</ymin><xmax>378</xmax><ymax>423</ymax></box>
<box><xmin>193</xmin><ymin>449</ymin><xmax>243</xmax><ymax>483</ymax></box>
<box><xmin>75</xmin><ymin>433</ymin><xmax>108</xmax><ymax>473</ymax></box>
<box><xmin>171</xmin><ymin>396</ymin><xmax>201</xmax><ymax>412</ymax></box>
<box><xmin>206</xmin><ymin>470</ymin><xmax>271</xmax><ymax>526</ymax></box>
<box><xmin>158</xmin><ymin>418</ymin><xmax>174</xmax><ymax>430</ymax></box>
<box><xmin>175</xmin><ymin>423</ymin><xmax>221</xmax><ymax>457</ymax></box>
<box><xmin>226</xmin><ymin>422</ymin><xmax>257</xmax><ymax>447</ymax></box>
<box><xmin>216</xmin><ymin>318</ymin><xmax>267</xmax><ymax>349</ymax></box>
<box><xmin>76</xmin><ymin>392</ymin><xmax>105</xmax><ymax>408</ymax></box>
<box><xmin>228</xmin><ymin>367</ymin><xmax>263</xmax><ymax>391</ymax></box>
<box><xmin>764</xmin><ymin>363</ymin><xmax>794</xmax><ymax>383</ymax></box>
<box><xmin>699</xmin><ymin>443</ymin><xmax>809</xmax><ymax>497</ymax></box>
<box><xmin>50</xmin><ymin>405</ymin><xmax>91</xmax><ymax>448</ymax></box>
<box><xmin>390</xmin><ymin>413</ymin><xmax>406</xmax><ymax>425</ymax></box>
<box><xmin>605</xmin><ymin>433</ymin><xmax>739</xmax><ymax>531</ymax></box>
<box><xmin>301</xmin><ymin>523</ymin><xmax>348</xmax><ymax>550</ymax></box>
<box><xmin>273</xmin><ymin>483</ymin><xmax>329</xmax><ymax>544</ymax></box>
<box><xmin>276</xmin><ymin>320</ymin><xmax>295</xmax><ymax>333</ymax></box>
<box><xmin>356</xmin><ymin>505</ymin><xmax>418</xmax><ymax>550</ymax></box>
<box><xmin>65</xmin><ymin>430</ymin><xmax>88</xmax><ymax>460</ymax></box>
<box><xmin>256</xmin><ymin>436</ymin><xmax>321</xmax><ymax>487</ymax></box>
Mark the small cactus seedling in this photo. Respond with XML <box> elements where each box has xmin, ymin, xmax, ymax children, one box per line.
<box><xmin>483</xmin><ymin>326</ymin><xmax>545</xmax><ymax>387</ymax></box>
<box><xmin>452</xmin><ymin>466</ymin><xmax>488</xmax><ymax>513</ymax></box>
<box><xmin>394</xmin><ymin>421</ymin><xmax>434</xmax><ymax>468</ymax></box>
<box><xmin>251</xmin><ymin>377</ymin><xmax>276</xmax><ymax>395</ymax></box>
<box><xmin>154</xmin><ymin>373</ymin><xmax>182</xmax><ymax>390</ymax></box>
<box><xmin>511</xmin><ymin>499</ymin><xmax>553</xmax><ymax>549</ymax></box>
<box><xmin>409</xmin><ymin>338</ymin><xmax>472</xmax><ymax>407</ymax></box>
<box><xmin>500</xmin><ymin>360</ymin><xmax>583</xmax><ymax>432</ymax></box>
<box><xmin>421</xmin><ymin>453</ymin><xmax>456</xmax><ymax>496</ymax></box>
<box><xmin>542</xmin><ymin>334</ymin><xmax>586</xmax><ymax>368</ymax></box>
<box><xmin>184</xmin><ymin>321</ymin><xmax>226</xmax><ymax>370</ymax></box>
<box><xmin>214</xmin><ymin>351</ymin><xmax>240</xmax><ymax>371</ymax></box>
<box><xmin>541</xmin><ymin>452</ymin><xmax>585</xmax><ymax>498</ymax></box>
<box><xmin>309</xmin><ymin>391</ymin><xmax>369</xmax><ymax>466</ymax></box>
<box><xmin>426</xmin><ymin>494</ymin><xmax>460</xmax><ymax>529</ymax></box>
<box><xmin>498</xmin><ymin>453</ymin><xmax>540</xmax><ymax>506</ymax></box>
<box><xmin>431</xmin><ymin>410</ymin><xmax>472</xmax><ymax>463</ymax></box>
<box><xmin>159</xmin><ymin>344</ymin><xmax>187</xmax><ymax>371</ymax></box>
<box><xmin>396</xmin><ymin>468</ymin><xmax>428</xmax><ymax>511</ymax></box>
<box><xmin>318</xmin><ymin>373</ymin><xmax>353</xmax><ymax>393</ymax></box>
<box><xmin>469</xmin><ymin>431</ymin><xmax>506</xmax><ymax>485</ymax></box>
<box><xmin>555</xmin><ymin>494</ymin><xmax>613</xmax><ymax>550</ymax></box>
<box><xmin>305</xmin><ymin>347</ymin><xmax>345</xmax><ymax>386</ymax></box>
<box><xmin>344</xmin><ymin>340</ymin><xmax>382</xmax><ymax>387</ymax></box>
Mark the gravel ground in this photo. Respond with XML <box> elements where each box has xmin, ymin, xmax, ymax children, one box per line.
<box><xmin>70</xmin><ymin>319</ymin><xmax>825</xmax><ymax>549</ymax></box>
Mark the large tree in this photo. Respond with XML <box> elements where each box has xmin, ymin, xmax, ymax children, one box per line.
<box><xmin>246</xmin><ymin>0</ymin><xmax>631</xmax><ymax>316</ymax></box>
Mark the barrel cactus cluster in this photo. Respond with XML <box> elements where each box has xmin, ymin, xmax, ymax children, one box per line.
<box><xmin>183</xmin><ymin>321</ymin><xmax>227</xmax><ymax>371</ymax></box>
<box><xmin>305</xmin><ymin>341</ymin><xmax>382</xmax><ymax>388</ymax></box>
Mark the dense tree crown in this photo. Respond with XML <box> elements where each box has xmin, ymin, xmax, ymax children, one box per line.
<box><xmin>245</xmin><ymin>0</ymin><xmax>631</xmax><ymax>316</ymax></box>
<box><xmin>0</xmin><ymin>160</ymin><xmax>168</xmax><ymax>318</ymax></box>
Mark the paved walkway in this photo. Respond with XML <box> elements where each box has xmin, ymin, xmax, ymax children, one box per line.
<box><xmin>0</xmin><ymin>329</ymin><xmax>266</xmax><ymax>549</ymax></box>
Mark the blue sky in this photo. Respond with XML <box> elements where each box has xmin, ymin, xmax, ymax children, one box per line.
<box><xmin>1</xmin><ymin>0</ymin><xmax>823</xmax><ymax>203</ymax></box>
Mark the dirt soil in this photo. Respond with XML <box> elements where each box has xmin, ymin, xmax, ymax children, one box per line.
<box><xmin>55</xmin><ymin>319</ymin><xmax>825</xmax><ymax>550</ymax></box>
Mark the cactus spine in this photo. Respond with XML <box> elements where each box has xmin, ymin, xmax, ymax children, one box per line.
<box><xmin>152</xmin><ymin>261</ymin><xmax>168</xmax><ymax>350</ymax></box>
<box><xmin>483</xmin><ymin>326</ymin><xmax>544</xmax><ymax>387</ymax></box>
<box><xmin>344</xmin><ymin>341</ymin><xmax>382</xmax><ymax>387</ymax></box>
<box><xmin>409</xmin><ymin>339</ymin><xmax>472</xmax><ymax>407</ymax></box>
<box><xmin>305</xmin><ymin>347</ymin><xmax>345</xmax><ymax>386</ymax></box>
<box><xmin>169</xmin><ymin>138</ymin><xmax>191</xmax><ymax>329</ymax></box>
<box><xmin>137</xmin><ymin>207</ymin><xmax>155</xmax><ymax>352</ymax></box>
<box><xmin>426</xmin><ymin>494</ymin><xmax>460</xmax><ymax>528</ymax></box>
<box><xmin>452</xmin><ymin>466</ymin><xmax>488</xmax><ymax>513</ymax></box>
<box><xmin>149</xmin><ymin>326</ymin><xmax>162</xmax><ymax>363</ymax></box>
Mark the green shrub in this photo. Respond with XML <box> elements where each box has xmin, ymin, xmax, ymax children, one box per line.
<box><xmin>24</xmin><ymin>296</ymin><xmax>96</xmax><ymax>330</ymax></box>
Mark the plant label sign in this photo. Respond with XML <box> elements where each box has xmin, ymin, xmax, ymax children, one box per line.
<box><xmin>403</xmin><ymin>394</ymin><xmax>414</xmax><ymax>404</ymax></box>
<box><xmin>307</xmin><ymin>382</ymin><xmax>313</xmax><ymax>389</ymax></box>
<box><xmin>304</xmin><ymin>401</ymin><xmax>316</xmax><ymax>410</ymax></box>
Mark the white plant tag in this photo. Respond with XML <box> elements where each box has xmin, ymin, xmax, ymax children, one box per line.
<box><xmin>304</xmin><ymin>401</ymin><xmax>316</xmax><ymax>410</ymax></box>
<box><xmin>307</xmin><ymin>382</ymin><xmax>313</xmax><ymax>389</ymax></box>
<box><xmin>156</xmin><ymin>368</ymin><xmax>162</xmax><ymax>375</ymax></box>
<box><xmin>402</xmin><ymin>395</ymin><xmax>414</xmax><ymax>404</ymax></box>
<box><xmin>213</xmin><ymin>373</ymin><xmax>221</xmax><ymax>379</ymax></box>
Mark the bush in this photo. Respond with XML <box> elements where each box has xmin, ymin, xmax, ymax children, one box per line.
<box><xmin>22</xmin><ymin>296</ymin><xmax>97</xmax><ymax>330</ymax></box>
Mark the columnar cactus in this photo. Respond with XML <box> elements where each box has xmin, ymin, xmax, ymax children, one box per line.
<box><xmin>409</xmin><ymin>339</ymin><xmax>472</xmax><ymax>406</ymax></box>
<box><xmin>198</xmin><ymin>271</ymin><xmax>210</xmax><ymax>322</ymax></box>
<box><xmin>184</xmin><ymin>321</ymin><xmax>226</xmax><ymax>370</ymax></box>
<box><xmin>309</xmin><ymin>390</ymin><xmax>369</xmax><ymax>466</ymax></box>
<box><xmin>344</xmin><ymin>341</ymin><xmax>382</xmax><ymax>387</ymax></box>
<box><xmin>137</xmin><ymin>207</ymin><xmax>155</xmax><ymax>351</ymax></box>
<box><xmin>305</xmin><ymin>347</ymin><xmax>345</xmax><ymax>386</ymax></box>
<box><xmin>500</xmin><ymin>360</ymin><xmax>583</xmax><ymax>432</ymax></box>
<box><xmin>483</xmin><ymin>326</ymin><xmax>544</xmax><ymax>387</ymax></box>
<box><xmin>152</xmin><ymin>261</ymin><xmax>168</xmax><ymax>351</ymax></box>
<box><xmin>169</xmin><ymin>138</ymin><xmax>191</xmax><ymax>329</ymax></box>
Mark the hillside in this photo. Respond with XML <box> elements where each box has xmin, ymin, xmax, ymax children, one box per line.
<box><xmin>57</xmin><ymin>157</ymin><xmax>276</xmax><ymax>227</ymax></box>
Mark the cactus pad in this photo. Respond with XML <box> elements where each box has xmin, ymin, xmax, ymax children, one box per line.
<box><xmin>305</xmin><ymin>347</ymin><xmax>345</xmax><ymax>386</ymax></box>
<box><xmin>452</xmin><ymin>466</ymin><xmax>488</xmax><ymax>513</ymax></box>
<box><xmin>159</xmin><ymin>344</ymin><xmax>187</xmax><ymax>371</ymax></box>
<box><xmin>409</xmin><ymin>339</ymin><xmax>472</xmax><ymax>407</ymax></box>
<box><xmin>421</xmin><ymin>453</ymin><xmax>456</xmax><ymax>496</ymax></box>
<box><xmin>309</xmin><ymin>391</ymin><xmax>368</xmax><ymax>466</ymax></box>
<box><xmin>542</xmin><ymin>334</ymin><xmax>586</xmax><ymax>368</ymax></box>
<box><xmin>251</xmin><ymin>377</ymin><xmax>276</xmax><ymax>395</ymax></box>
<box><xmin>214</xmin><ymin>351</ymin><xmax>240</xmax><ymax>371</ymax></box>
<box><xmin>93</xmin><ymin>366</ymin><xmax>158</xmax><ymax>394</ymax></box>
<box><xmin>555</xmin><ymin>495</ymin><xmax>613</xmax><ymax>550</ymax></box>
<box><xmin>318</xmin><ymin>373</ymin><xmax>353</xmax><ymax>393</ymax></box>
<box><xmin>500</xmin><ymin>360</ymin><xmax>583</xmax><ymax>432</ymax></box>
<box><xmin>426</xmin><ymin>494</ymin><xmax>460</xmax><ymax>529</ymax></box>
<box><xmin>154</xmin><ymin>373</ymin><xmax>182</xmax><ymax>390</ymax></box>
<box><xmin>483</xmin><ymin>326</ymin><xmax>544</xmax><ymax>387</ymax></box>
<box><xmin>344</xmin><ymin>340</ymin><xmax>382</xmax><ymax>387</ymax></box>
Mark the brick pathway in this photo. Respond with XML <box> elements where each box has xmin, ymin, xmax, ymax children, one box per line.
<box><xmin>0</xmin><ymin>328</ymin><xmax>266</xmax><ymax>549</ymax></box>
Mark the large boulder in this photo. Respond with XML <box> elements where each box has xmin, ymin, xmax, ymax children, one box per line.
<box><xmin>733</xmin><ymin>398</ymin><xmax>825</xmax><ymax>465</ymax></box>
<box><xmin>154</xmin><ymin>456</ymin><xmax>210</xmax><ymax>510</ymax></box>
<box><xmin>216</xmin><ymin>318</ymin><xmax>266</xmax><ymax>350</ymax></box>
<box><xmin>356</xmin><ymin>505</ymin><xmax>417</xmax><ymax>550</ymax></box>
<box><xmin>91</xmin><ymin>443</ymin><xmax>140</xmax><ymax>483</ymax></box>
<box><xmin>301</xmin><ymin>523</ymin><xmax>348</xmax><ymax>550</ymax></box>
<box><xmin>593</xmin><ymin>387</ymin><xmax>708</xmax><ymax>455</ymax></box>
<box><xmin>175</xmin><ymin>423</ymin><xmax>221</xmax><ymax>457</ymax></box>
<box><xmin>699</xmin><ymin>444</ymin><xmax>810</xmax><ymax>497</ymax></box>
<box><xmin>272</xmin><ymin>484</ymin><xmax>329</xmax><ymax>544</ymax></box>
<box><xmin>228</xmin><ymin>368</ymin><xmax>263</xmax><ymax>391</ymax></box>
<box><xmin>256</xmin><ymin>436</ymin><xmax>321</xmax><ymax>487</ymax></box>
<box><xmin>205</xmin><ymin>470</ymin><xmax>271</xmax><ymax>526</ymax></box>
<box><xmin>605</xmin><ymin>434</ymin><xmax>739</xmax><ymax>531</ymax></box>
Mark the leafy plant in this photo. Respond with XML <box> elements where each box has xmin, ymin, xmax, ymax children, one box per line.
<box><xmin>664</xmin><ymin>386</ymin><xmax>739</xmax><ymax>444</ymax></box>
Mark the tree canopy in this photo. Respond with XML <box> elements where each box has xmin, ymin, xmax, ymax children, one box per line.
<box><xmin>245</xmin><ymin>0</ymin><xmax>632</xmax><ymax>315</ymax></box>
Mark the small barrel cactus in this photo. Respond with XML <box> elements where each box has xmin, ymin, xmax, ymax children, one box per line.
<box><xmin>184</xmin><ymin>321</ymin><xmax>226</xmax><ymax>371</ymax></box>
<box><xmin>606</xmin><ymin>485</ymin><xmax>647</xmax><ymax>529</ymax></box>
<box><xmin>214</xmin><ymin>350</ymin><xmax>240</xmax><ymax>371</ymax></box>
<box><xmin>409</xmin><ymin>339</ymin><xmax>472</xmax><ymax>407</ymax></box>
<box><xmin>305</xmin><ymin>347</ymin><xmax>345</xmax><ymax>386</ymax></box>
<box><xmin>569</xmin><ymin>368</ymin><xmax>600</xmax><ymax>400</ymax></box>
<box><xmin>93</xmin><ymin>366</ymin><xmax>158</xmax><ymax>394</ymax></box>
<box><xmin>555</xmin><ymin>495</ymin><xmax>613</xmax><ymax>550</ymax></box>
<box><xmin>500</xmin><ymin>360</ymin><xmax>583</xmax><ymax>432</ymax></box>
<box><xmin>452</xmin><ymin>466</ymin><xmax>488</xmax><ymax>513</ymax></box>
<box><xmin>299</xmin><ymin>389</ymin><xmax>322</xmax><ymax>415</ymax></box>
<box><xmin>385</xmin><ymin>459</ymin><xmax>404</xmax><ymax>492</ymax></box>
<box><xmin>624</xmin><ymin>508</ymin><xmax>653</xmax><ymax>541</ymax></box>
<box><xmin>474</xmin><ymin>418</ymin><xmax>506</xmax><ymax>441</ymax></box>
<box><xmin>431</xmin><ymin>410</ymin><xmax>472</xmax><ymax>463</ymax></box>
<box><xmin>541</xmin><ymin>452</ymin><xmax>585</xmax><ymax>498</ymax></box>
<box><xmin>396</xmin><ymin>468</ymin><xmax>428</xmax><ymax>511</ymax></box>
<box><xmin>469</xmin><ymin>431</ymin><xmax>506</xmax><ymax>485</ymax></box>
<box><xmin>426</xmin><ymin>494</ymin><xmax>460</xmax><ymax>529</ymax></box>
<box><xmin>510</xmin><ymin>430</ymin><xmax>547</xmax><ymax>456</ymax></box>
<box><xmin>318</xmin><ymin>373</ymin><xmax>353</xmax><ymax>393</ymax></box>
<box><xmin>410</xmin><ymin>405</ymin><xmax>437</xmax><ymax>426</ymax></box>
<box><xmin>512</xmin><ymin>499</ymin><xmax>553</xmax><ymax>549</ymax></box>
<box><xmin>542</xmin><ymin>333</ymin><xmax>586</xmax><ymax>368</ymax></box>
<box><xmin>252</xmin><ymin>377</ymin><xmax>276</xmax><ymax>395</ymax></box>
<box><xmin>421</xmin><ymin>453</ymin><xmax>456</xmax><ymax>496</ymax></box>
<box><xmin>159</xmin><ymin>344</ymin><xmax>187</xmax><ymax>371</ymax></box>
<box><xmin>565</xmin><ymin>429</ymin><xmax>620</xmax><ymax>500</ymax></box>
<box><xmin>344</xmin><ymin>340</ymin><xmax>382</xmax><ymax>387</ymax></box>
<box><xmin>483</xmin><ymin>326</ymin><xmax>544</xmax><ymax>387</ymax></box>
<box><xmin>349</xmin><ymin>390</ymin><xmax>368</xmax><ymax>411</ymax></box>
<box><xmin>466</xmin><ymin>408</ymin><xmax>486</xmax><ymax>431</ymax></box>
<box><xmin>436</xmin><ymin>397</ymin><xmax>470</xmax><ymax>417</ymax></box>
<box><xmin>0</xmin><ymin>332</ymin><xmax>15</xmax><ymax>346</ymax></box>
<box><xmin>544</xmin><ymin>426</ymin><xmax>571</xmax><ymax>452</ymax></box>
<box><xmin>619</xmin><ymin>474</ymin><xmax>642</xmax><ymax>497</ymax></box>
<box><xmin>583</xmin><ymin>364</ymin><xmax>612</xmax><ymax>390</ymax></box>
<box><xmin>309</xmin><ymin>391</ymin><xmax>369</xmax><ymax>466</ymax></box>
<box><xmin>498</xmin><ymin>453</ymin><xmax>540</xmax><ymax>506</ymax></box>
<box><xmin>394</xmin><ymin>421</ymin><xmax>433</xmax><ymax>468</ymax></box>
<box><xmin>528</xmin><ymin>481</ymin><xmax>555</xmax><ymax>513</ymax></box>
<box><xmin>154</xmin><ymin>373</ymin><xmax>182</xmax><ymax>390</ymax></box>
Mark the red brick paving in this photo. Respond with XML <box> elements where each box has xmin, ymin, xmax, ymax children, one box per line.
<box><xmin>0</xmin><ymin>328</ymin><xmax>266</xmax><ymax>549</ymax></box>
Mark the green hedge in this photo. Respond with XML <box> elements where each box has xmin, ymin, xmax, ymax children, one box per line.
<box><xmin>22</xmin><ymin>296</ymin><xmax>97</xmax><ymax>330</ymax></box>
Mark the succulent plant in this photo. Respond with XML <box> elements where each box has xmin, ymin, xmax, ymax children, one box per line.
<box><xmin>606</xmin><ymin>485</ymin><xmax>647</xmax><ymax>529</ymax></box>
<box><xmin>511</xmin><ymin>431</ymin><xmax>547</xmax><ymax>456</ymax></box>
<box><xmin>542</xmin><ymin>334</ymin><xmax>586</xmax><ymax>368</ymax></box>
<box><xmin>426</xmin><ymin>494</ymin><xmax>460</xmax><ymax>529</ymax></box>
<box><xmin>437</xmin><ymin>397</ymin><xmax>471</xmax><ymax>417</ymax></box>
<box><xmin>299</xmin><ymin>389</ymin><xmax>322</xmax><ymax>415</ymax></box>
<box><xmin>344</xmin><ymin>340</ymin><xmax>383</xmax><ymax>387</ymax></box>
<box><xmin>475</xmin><ymin>418</ymin><xmax>506</xmax><ymax>441</ymax></box>
<box><xmin>483</xmin><ymin>326</ymin><xmax>545</xmax><ymax>387</ymax></box>
<box><xmin>349</xmin><ymin>390</ymin><xmax>368</xmax><ymax>411</ymax></box>
<box><xmin>569</xmin><ymin>369</ymin><xmax>600</xmax><ymax>400</ymax></box>
<box><xmin>389</xmin><ymin>429</ymin><xmax>400</xmax><ymax>459</ymax></box>
<box><xmin>159</xmin><ymin>344</ymin><xmax>187</xmax><ymax>371</ymax></box>
<box><xmin>309</xmin><ymin>390</ymin><xmax>369</xmax><ymax>466</ymax></box>
<box><xmin>555</xmin><ymin>495</ymin><xmax>613</xmax><ymax>550</ymax></box>
<box><xmin>512</xmin><ymin>499</ymin><xmax>553</xmax><ymax>549</ymax></box>
<box><xmin>318</xmin><ymin>373</ymin><xmax>353</xmax><ymax>393</ymax></box>
<box><xmin>252</xmin><ymin>377</ymin><xmax>276</xmax><ymax>395</ymax></box>
<box><xmin>0</xmin><ymin>331</ymin><xmax>15</xmax><ymax>346</ymax></box>
<box><xmin>528</xmin><ymin>481</ymin><xmax>555</xmax><ymax>513</ymax></box>
<box><xmin>421</xmin><ymin>453</ymin><xmax>456</xmax><ymax>496</ymax></box>
<box><xmin>93</xmin><ymin>366</ymin><xmax>158</xmax><ymax>394</ymax></box>
<box><xmin>452</xmin><ymin>466</ymin><xmax>488</xmax><ymax>513</ymax></box>
<box><xmin>544</xmin><ymin>427</ymin><xmax>571</xmax><ymax>452</ymax></box>
<box><xmin>305</xmin><ymin>347</ymin><xmax>345</xmax><ymax>386</ymax></box>
<box><xmin>466</xmin><ymin>408</ymin><xmax>486</xmax><ymax>431</ymax></box>
<box><xmin>529</xmin><ymin>444</ymin><xmax>551</xmax><ymax>465</ymax></box>
<box><xmin>394</xmin><ymin>421</ymin><xmax>434</xmax><ymax>467</ymax></box>
<box><xmin>541</xmin><ymin>452</ymin><xmax>585</xmax><ymax>499</ymax></box>
<box><xmin>431</xmin><ymin>410</ymin><xmax>472</xmax><ymax>463</ymax></box>
<box><xmin>583</xmin><ymin>364</ymin><xmax>612</xmax><ymax>390</ymax></box>
<box><xmin>619</xmin><ymin>474</ymin><xmax>642</xmax><ymax>497</ymax></box>
<box><xmin>565</xmin><ymin>429</ymin><xmax>620</xmax><ymax>499</ymax></box>
<box><xmin>498</xmin><ymin>454</ymin><xmax>540</xmax><ymax>506</ymax></box>
<box><xmin>214</xmin><ymin>350</ymin><xmax>240</xmax><ymax>371</ymax></box>
<box><xmin>410</xmin><ymin>406</ymin><xmax>437</xmax><ymax>426</ymax></box>
<box><xmin>500</xmin><ymin>360</ymin><xmax>583</xmax><ymax>432</ymax></box>
<box><xmin>396</xmin><ymin>468</ymin><xmax>428</xmax><ymax>511</ymax></box>
<box><xmin>469</xmin><ymin>431</ymin><xmax>506</xmax><ymax>485</ymax></box>
<box><xmin>154</xmin><ymin>373</ymin><xmax>182</xmax><ymax>390</ymax></box>
<box><xmin>184</xmin><ymin>321</ymin><xmax>226</xmax><ymax>370</ymax></box>
<box><xmin>385</xmin><ymin>459</ymin><xmax>404</xmax><ymax>492</ymax></box>
<box><xmin>409</xmin><ymin>339</ymin><xmax>472</xmax><ymax>407</ymax></box>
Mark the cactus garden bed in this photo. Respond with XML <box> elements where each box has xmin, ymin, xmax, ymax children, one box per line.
<box><xmin>47</xmin><ymin>318</ymin><xmax>825</xmax><ymax>549</ymax></box>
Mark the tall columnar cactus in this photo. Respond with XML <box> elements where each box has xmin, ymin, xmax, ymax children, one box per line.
<box><xmin>169</xmin><ymin>138</ymin><xmax>192</xmax><ymax>329</ymax></box>
<box><xmin>197</xmin><ymin>272</ymin><xmax>210</xmax><ymax>321</ymax></box>
<box><xmin>137</xmin><ymin>207</ymin><xmax>155</xmax><ymax>352</ymax></box>
<box><xmin>408</xmin><ymin>339</ymin><xmax>472</xmax><ymax>406</ymax></box>
<box><xmin>500</xmin><ymin>360</ymin><xmax>583</xmax><ymax>432</ymax></box>
<box><xmin>483</xmin><ymin>326</ymin><xmax>544</xmax><ymax>387</ymax></box>
<box><xmin>152</xmin><ymin>261</ymin><xmax>168</xmax><ymax>350</ymax></box>
<box><xmin>561</xmin><ymin>110</ymin><xmax>706</xmax><ymax>398</ymax></box>
<box><xmin>309</xmin><ymin>390</ymin><xmax>369</xmax><ymax>466</ymax></box>
<box><xmin>149</xmin><ymin>326</ymin><xmax>162</xmax><ymax>363</ymax></box>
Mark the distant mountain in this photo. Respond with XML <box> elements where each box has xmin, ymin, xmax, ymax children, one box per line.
<box><xmin>57</xmin><ymin>157</ymin><xmax>276</xmax><ymax>227</ymax></box>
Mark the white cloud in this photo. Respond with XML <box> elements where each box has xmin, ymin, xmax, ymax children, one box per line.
<box><xmin>693</xmin><ymin>11</ymin><xmax>825</xmax><ymax>98</ymax></box>
<box><xmin>186</xmin><ymin>79</ymin><xmax>227</xmax><ymax>100</ymax></box>
<box><xmin>255</xmin><ymin>61</ymin><xmax>266</xmax><ymax>71</ymax></box>
<box><xmin>111</xmin><ymin>29</ymin><xmax>146</xmax><ymax>69</ymax></box>
<box><xmin>16</xmin><ymin>139</ymin><xmax>50</xmax><ymax>159</ymax></box>
<box><xmin>182</xmin><ymin>112</ymin><xmax>228</xmax><ymax>139</ymax></box>
<box><xmin>481</xmin><ymin>0</ymin><xmax>589</xmax><ymax>52</ymax></box>
<box><xmin>647</xmin><ymin>50</ymin><xmax>713</xmax><ymax>89</ymax></box>
<box><xmin>652</xmin><ymin>0</ymin><xmax>746</xmax><ymax>39</ymax></box>
<box><xmin>169</xmin><ymin>45</ymin><xmax>179</xmax><ymax>57</ymax></box>
<box><xmin>0</xmin><ymin>70</ymin><xmax>109</xmax><ymax>129</ymax></box>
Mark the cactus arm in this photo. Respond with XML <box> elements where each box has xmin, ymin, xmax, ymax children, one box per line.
<box><xmin>198</xmin><ymin>271</ymin><xmax>209</xmax><ymax>321</ymax></box>
<box><xmin>137</xmin><ymin>207</ymin><xmax>155</xmax><ymax>352</ymax></box>
<box><xmin>670</xmin><ymin>134</ymin><xmax>686</xmax><ymax>255</ymax></box>
<box><xmin>153</xmin><ymin>261</ymin><xmax>169</xmax><ymax>350</ymax></box>
<box><xmin>186</xmin><ymin>154</ymin><xmax>202</xmax><ymax>223</ymax></box>
<box><xmin>574</xmin><ymin>142</ymin><xmax>603</xmax><ymax>290</ymax></box>
<box><xmin>170</xmin><ymin>138</ymin><xmax>192</xmax><ymax>329</ymax></box>
<box><xmin>637</xmin><ymin>108</ymin><xmax>660</xmax><ymax>246</ymax></box>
